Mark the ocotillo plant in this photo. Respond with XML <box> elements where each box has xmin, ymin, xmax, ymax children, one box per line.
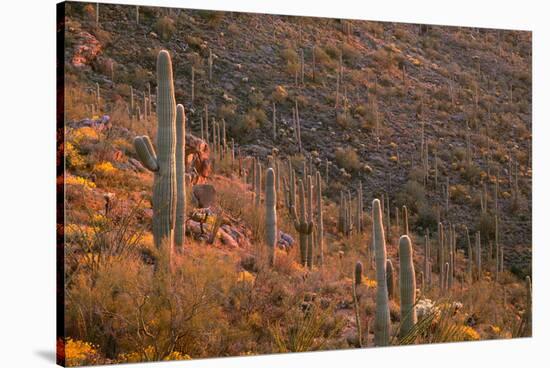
<box><xmin>315</xmin><ymin>171</ymin><xmax>324</xmax><ymax>266</ymax></box>
<box><xmin>133</xmin><ymin>50</ymin><xmax>177</xmax><ymax>257</ymax></box>
<box><xmin>399</xmin><ymin>235</ymin><xmax>417</xmax><ymax>337</ymax></box>
<box><xmin>265</xmin><ymin>168</ymin><xmax>277</xmax><ymax>266</ymax></box>
<box><xmin>294</xmin><ymin>179</ymin><xmax>313</xmax><ymax>266</ymax></box>
<box><xmin>174</xmin><ymin>104</ymin><xmax>186</xmax><ymax>250</ymax></box>
<box><xmin>373</xmin><ymin>199</ymin><xmax>391</xmax><ymax>346</ymax></box>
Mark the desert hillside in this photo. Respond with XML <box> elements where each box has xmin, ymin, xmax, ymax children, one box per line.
<box><xmin>59</xmin><ymin>2</ymin><xmax>532</xmax><ymax>366</ymax></box>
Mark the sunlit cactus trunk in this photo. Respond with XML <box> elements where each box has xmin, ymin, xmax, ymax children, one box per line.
<box><xmin>373</xmin><ymin>199</ymin><xmax>391</xmax><ymax>346</ymax></box>
<box><xmin>265</xmin><ymin>168</ymin><xmax>277</xmax><ymax>266</ymax></box>
<box><xmin>399</xmin><ymin>235</ymin><xmax>417</xmax><ymax>337</ymax></box>
<box><xmin>133</xmin><ymin>50</ymin><xmax>177</xmax><ymax>260</ymax></box>
<box><xmin>174</xmin><ymin>104</ymin><xmax>186</xmax><ymax>250</ymax></box>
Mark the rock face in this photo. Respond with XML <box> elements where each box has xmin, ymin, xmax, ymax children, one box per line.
<box><xmin>71</xmin><ymin>31</ymin><xmax>102</xmax><ymax>67</ymax></box>
<box><xmin>192</xmin><ymin>184</ymin><xmax>216</xmax><ymax>208</ymax></box>
<box><xmin>186</xmin><ymin>134</ymin><xmax>211</xmax><ymax>183</ymax></box>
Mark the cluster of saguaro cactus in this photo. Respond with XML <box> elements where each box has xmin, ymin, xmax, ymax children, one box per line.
<box><xmin>338</xmin><ymin>185</ymin><xmax>363</xmax><ymax>237</ymax></box>
<box><xmin>372</xmin><ymin>199</ymin><xmax>391</xmax><ymax>346</ymax></box>
<box><xmin>399</xmin><ymin>235</ymin><xmax>417</xmax><ymax>337</ymax></box>
<box><xmin>133</xmin><ymin>50</ymin><xmax>180</xmax><ymax>258</ymax></box>
<box><xmin>435</xmin><ymin>221</ymin><xmax>460</xmax><ymax>291</ymax></box>
<box><xmin>283</xmin><ymin>158</ymin><xmax>324</xmax><ymax>268</ymax></box>
<box><xmin>265</xmin><ymin>167</ymin><xmax>277</xmax><ymax>266</ymax></box>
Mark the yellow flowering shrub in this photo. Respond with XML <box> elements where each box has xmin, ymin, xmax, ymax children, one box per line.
<box><xmin>117</xmin><ymin>346</ymin><xmax>190</xmax><ymax>363</ymax></box>
<box><xmin>458</xmin><ymin>326</ymin><xmax>480</xmax><ymax>341</ymax></box>
<box><xmin>65</xmin><ymin>175</ymin><xmax>96</xmax><ymax>188</ymax></box>
<box><xmin>112</xmin><ymin>137</ymin><xmax>133</xmax><ymax>152</ymax></box>
<box><xmin>65</xmin><ymin>339</ymin><xmax>100</xmax><ymax>367</ymax></box>
<box><xmin>237</xmin><ymin>270</ymin><xmax>255</xmax><ymax>283</ymax></box>
<box><xmin>68</xmin><ymin>126</ymin><xmax>100</xmax><ymax>146</ymax></box>
<box><xmin>65</xmin><ymin>142</ymin><xmax>86</xmax><ymax>170</ymax></box>
<box><xmin>93</xmin><ymin>161</ymin><xmax>117</xmax><ymax>176</ymax></box>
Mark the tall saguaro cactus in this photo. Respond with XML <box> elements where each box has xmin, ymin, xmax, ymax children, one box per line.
<box><xmin>174</xmin><ymin>104</ymin><xmax>186</xmax><ymax>250</ymax></box>
<box><xmin>373</xmin><ymin>199</ymin><xmax>391</xmax><ymax>346</ymax></box>
<box><xmin>265</xmin><ymin>168</ymin><xmax>277</xmax><ymax>266</ymax></box>
<box><xmin>134</xmin><ymin>50</ymin><xmax>177</xmax><ymax>257</ymax></box>
<box><xmin>399</xmin><ymin>235</ymin><xmax>417</xmax><ymax>337</ymax></box>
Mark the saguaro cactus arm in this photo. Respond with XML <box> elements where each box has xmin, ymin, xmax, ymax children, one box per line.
<box><xmin>134</xmin><ymin>135</ymin><xmax>159</xmax><ymax>172</ymax></box>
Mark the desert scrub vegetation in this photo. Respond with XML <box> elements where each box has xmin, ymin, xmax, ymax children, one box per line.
<box><xmin>60</xmin><ymin>5</ymin><xmax>531</xmax><ymax>364</ymax></box>
<box><xmin>335</xmin><ymin>147</ymin><xmax>361</xmax><ymax>172</ymax></box>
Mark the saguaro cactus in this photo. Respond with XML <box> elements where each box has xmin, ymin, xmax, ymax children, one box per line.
<box><xmin>373</xmin><ymin>199</ymin><xmax>391</xmax><ymax>346</ymax></box>
<box><xmin>265</xmin><ymin>168</ymin><xmax>277</xmax><ymax>266</ymax></box>
<box><xmin>315</xmin><ymin>171</ymin><xmax>324</xmax><ymax>266</ymax></box>
<box><xmin>174</xmin><ymin>104</ymin><xmax>186</xmax><ymax>250</ymax></box>
<box><xmin>294</xmin><ymin>179</ymin><xmax>313</xmax><ymax>266</ymax></box>
<box><xmin>134</xmin><ymin>50</ymin><xmax>177</xmax><ymax>256</ymax></box>
<box><xmin>306</xmin><ymin>175</ymin><xmax>314</xmax><ymax>268</ymax></box>
<box><xmin>355</xmin><ymin>261</ymin><xmax>363</xmax><ymax>286</ymax></box>
<box><xmin>255</xmin><ymin>161</ymin><xmax>262</xmax><ymax>207</ymax></box>
<box><xmin>399</xmin><ymin>235</ymin><xmax>417</xmax><ymax>337</ymax></box>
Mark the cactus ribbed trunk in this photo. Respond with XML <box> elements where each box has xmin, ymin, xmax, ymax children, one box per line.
<box><xmin>399</xmin><ymin>235</ymin><xmax>417</xmax><ymax>338</ymax></box>
<box><xmin>315</xmin><ymin>171</ymin><xmax>324</xmax><ymax>266</ymax></box>
<box><xmin>174</xmin><ymin>104</ymin><xmax>186</xmax><ymax>250</ymax></box>
<box><xmin>373</xmin><ymin>199</ymin><xmax>391</xmax><ymax>346</ymax></box>
<box><xmin>294</xmin><ymin>179</ymin><xmax>312</xmax><ymax>266</ymax></box>
<box><xmin>386</xmin><ymin>259</ymin><xmax>395</xmax><ymax>300</ymax></box>
<box><xmin>265</xmin><ymin>168</ymin><xmax>277</xmax><ymax>266</ymax></box>
<box><xmin>306</xmin><ymin>175</ymin><xmax>314</xmax><ymax>269</ymax></box>
<box><xmin>133</xmin><ymin>50</ymin><xmax>177</xmax><ymax>260</ymax></box>
<box><xmin>255</xmin><ymin>161</ymin><xmax>262</xmax><ymax>207</ymax></box>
